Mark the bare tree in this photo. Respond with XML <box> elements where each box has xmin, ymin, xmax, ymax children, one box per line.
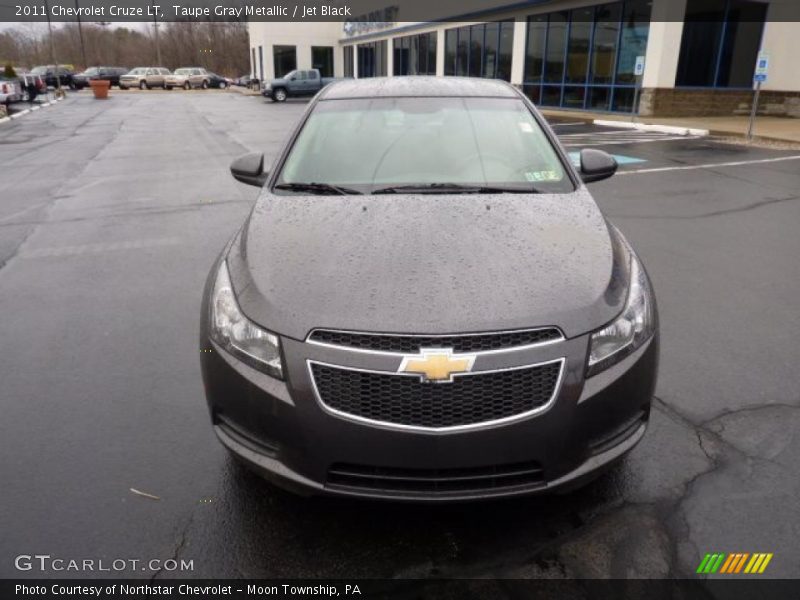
<box><xmin>0</xmin><ymin>22</ymin><xmax>249</xmax><ymax>76</ymax></box>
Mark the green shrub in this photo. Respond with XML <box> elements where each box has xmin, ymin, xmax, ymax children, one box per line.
<box><xmin>3</xmin><ymin>64</ymin><xmax>16</xmax><ymax>78</ymax></box>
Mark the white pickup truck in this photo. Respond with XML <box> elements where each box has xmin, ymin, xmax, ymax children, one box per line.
<box><xmin>1</xmin><ymin>76</ymin><xmax>23</xmax><ymax>107</ymax></box>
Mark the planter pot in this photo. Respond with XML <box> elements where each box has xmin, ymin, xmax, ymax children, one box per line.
<box><xmin>89</xmin><ymin>79</ymin><xmax>111</xmax><ymax>99</ymax></box>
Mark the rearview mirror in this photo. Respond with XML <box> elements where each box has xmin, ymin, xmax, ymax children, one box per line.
<box><xmin>579</xmin><ymin>149</ymin><xmax>618</xmax><ymax>183</ymax></box>
<box><xmin>230</xmin><ymin>152</ymin><xmax>268</xmax><ymax>187</ymax></box>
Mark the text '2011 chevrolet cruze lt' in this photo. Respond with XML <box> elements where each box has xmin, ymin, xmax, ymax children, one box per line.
<box><xmin>200</xmin><ymin>77</ymin><xmax>658</xmax><ymax>501</ymax></box>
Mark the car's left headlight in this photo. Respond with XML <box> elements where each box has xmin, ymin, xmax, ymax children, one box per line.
<box><xmin>586</xmin><ymin>253</ymin><xmax>655</xmax><ymax>377</ymax></box>
<box><xmin>209</xmin><ymin>259</ymin><xmax>283</xmax><ymax>379</ymax></box>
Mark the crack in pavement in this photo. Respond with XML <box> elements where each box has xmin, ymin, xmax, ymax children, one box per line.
<box><xmin>609</xmin><ymin>194</ymin><xmax>800</xmax><ymax>220</ymax></box>
<box><xmin>0</xmin><ymin>109</ymin><xmax>127</xmax><ymax>274</ymax></box>
<box><xmin>0</xmin><ymin>198</ymin><xmax>253</xmax><ymax>229</ymax></box>
<box><xmin>150</xmin><ymin>514</ymin><xmax>194</xmax><ymax>582</ymax></box>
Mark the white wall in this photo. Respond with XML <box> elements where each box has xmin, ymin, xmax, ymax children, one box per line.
<box><xmin>758</xmin><ymin>3</ymin><xmax>800</xmax><ymax>92</ymax></box>
<box><xmin>248</xmin><ymin>22</ymin><xmax>341</xmax><ymax>80</ymax></box>
<box><xmin>642</xmin><ymin>0</ymin><xmax>687</xmax><ymax>89</ymax></box>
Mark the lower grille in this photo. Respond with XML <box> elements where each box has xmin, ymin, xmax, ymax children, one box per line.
<box><xmin>327</xmin><ymin>460</ymin><xmax>545</xmax><ymax>496</ymax></box>
<box><xmin>310</xmin><ymin>360</ymin><xmax>563</xmax><ymax>430</ymax></box>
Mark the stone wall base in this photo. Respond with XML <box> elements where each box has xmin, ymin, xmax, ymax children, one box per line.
<box><xmin>639</xmin><ymin>88</ymin><xmax>800</xmax><ymax>118</ymax></box>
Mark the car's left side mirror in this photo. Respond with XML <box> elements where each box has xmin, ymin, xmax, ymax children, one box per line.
<box><xmin>230</xmin><ymin>152</ymin><xmax>268</xmax><ymax>187</ymax></box>
<box><xmin>579</xmin><ymin>148</ymin><xmax>618</xmax><ymax>183</ymax></box>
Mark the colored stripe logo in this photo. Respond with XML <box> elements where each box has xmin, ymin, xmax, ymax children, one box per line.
<box><xmin>696</xmin><ymin>553</ymin><xmax>773</xmax><ymax>574</ymax></box>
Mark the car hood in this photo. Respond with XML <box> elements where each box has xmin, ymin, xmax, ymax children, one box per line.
<box><xmin>227</xmin><ymin>190</ymin><xmax>631</xmax><ymax>341</ymax></box>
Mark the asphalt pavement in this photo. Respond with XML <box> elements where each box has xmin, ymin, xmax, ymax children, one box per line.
<box><xmin>1</xmin><ymin>91</ymin><xmax>799</xmax><ymax>583</ymax></box>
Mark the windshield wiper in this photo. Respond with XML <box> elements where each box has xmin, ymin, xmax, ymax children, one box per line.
<box><xmin>274</xmin><ymin>182</ymin><xmax>363</xmax><ymax>195</ymax></box>
<box><xmin>372</xmin><ymin>183</ymin><xmax>541</xmax><ymax>195</ymax></box>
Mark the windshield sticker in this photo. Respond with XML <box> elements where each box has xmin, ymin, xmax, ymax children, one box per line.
<box><xmin>525</xmin><ymin>170</ymin><xmax>560</xmax><ymax>182</ymax></box>
<box><xmin>518</xmin><ymin>122</ymin><xmax>534</xmax><ymax>133</ymax></box>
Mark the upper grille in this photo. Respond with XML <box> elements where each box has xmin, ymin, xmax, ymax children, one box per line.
<box><xmin>310</xmin><ymin>360</ymin><xmax>562</xmax><ymax>430</ymax></box>
<box><xmin>327</xmin><ymin>460</ymin><xmax>545</xmax><ymax>497</ymax></box>
<box><xmin>308</xmin><ymin>328</ymin><xmax>562</xmax><ymax>353</ymax></box>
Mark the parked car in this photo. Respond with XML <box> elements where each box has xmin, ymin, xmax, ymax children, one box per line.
<box><xmin>0</xmin><ymin>75</ymin><xmax>22</xmax><ymax>106</ymax></box>
<box><xmin>235</xmin><ymin>75</ymin><xmax>255</xmax><ymax>87</ymax></box>
<box><xmin>261</xmin><ymin>68</ymin><xmax>341</xmax><ymax>102</ymax></box>
<box><xmin>73</xmin><ymin>67</ymin><xmax>129</xmax><ymax>89</ymax></box>
<box><xmin>206</xmin><ymin>72</ymin><xmax>229</xmax><ymax>89</ymax></box>
<box><xmin>200</xmin><ymin>77</ymin><xmax>659</xmax><ymax>501</ymax></box>
<box><xmin>30</xmin><ymin>65</ymin><xmax>76</xmax><ymax>89</ymax></box>
<box><xmin>119</xmin><ymin>67</ymin><xmax>171</xmax><ymax>90</ymax></box>
<box><xmin>165</xmin><ymin>67</ymin><xmax>210</xmax><ymax>90</ymax></box>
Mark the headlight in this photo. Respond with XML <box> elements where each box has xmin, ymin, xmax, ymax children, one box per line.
<box><xmin>586</xmin><ymin>253</ymin><xmax>655</xmax><ymax>377</ymax></box>
<box><xmin>209</xmin><ymin>260</ymin><xmax>283</xmax><ymax>379</ymax></box>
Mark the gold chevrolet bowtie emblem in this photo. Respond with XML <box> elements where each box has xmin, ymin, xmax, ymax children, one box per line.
<box><xmin>398</xmin><ymin>348</ymin><xmax>476</xmax><ymax>383</ymax></box>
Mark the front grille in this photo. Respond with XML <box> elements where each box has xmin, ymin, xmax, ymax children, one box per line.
<box><xmin>327</xmin><ymin>460</ymin><xmax>545</xmax><ymax>496</ymax></box>
<box><xmin>310</xmin><ymin>361</ymin><xmax>562</xmax><ymax>430</ymax></box>
<box><xmin>308</xmin><ymin>328</ymin><xmax>562</xmax><ymax>353</ymax></box>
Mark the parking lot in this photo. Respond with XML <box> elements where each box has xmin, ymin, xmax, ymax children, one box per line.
<box><xmin>1</xmin><ymin>90</ymin><xmax>799</xmax><ymax>582</ymax></box>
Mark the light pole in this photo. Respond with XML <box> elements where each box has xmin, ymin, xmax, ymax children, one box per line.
<box><xmin>74</xmin><ymin>0</ymin><xmax>88</xmax><ymax>68</ymax></box>
<box><xmin>151</xmin><ymin>0</ymin><xmax>162</xmax><ymax>66</ymax></box>
<box><xmin>43</xmin><ymin>0</ymin><xmax>62</xmax><ymax>94</ymax></box>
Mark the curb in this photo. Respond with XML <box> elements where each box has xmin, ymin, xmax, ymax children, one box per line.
<box><xmin>593</xmin><ymin>119</ymin><xmax>709</xmax><ymax>137</ymax></box>
<box><xmin>0</xmin><ymin>95</ymin><xmax>64</xmax><ymax>126</ymax></box>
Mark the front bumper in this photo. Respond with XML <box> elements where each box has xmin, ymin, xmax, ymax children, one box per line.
<box><xmin>201</xmin><ymin>316</ymin><xmax>657</xmax><ymax>502</ymax></box>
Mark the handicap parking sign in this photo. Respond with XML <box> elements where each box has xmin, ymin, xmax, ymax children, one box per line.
<box><xmin>754</xmin><ymin>52</ymin><xmax>769</xmax><ymax>82</ymax></box>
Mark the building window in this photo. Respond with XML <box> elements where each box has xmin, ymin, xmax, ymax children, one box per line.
<box><xmin>444</xmin><ymin>21</ymin><xmax>514</xmax><ymax>81</ymax></box>
<box><xmin>591</xmin><ymin>4</ymin><xmax>621</xmax><ymax>85</ymax></box>
<box><xmin>357</xmin><ymin>41</ymin><xmax>387</xmax><ymax>78</ymax></box>
<box><xmin>522</xmin><ymin>1</ymin><xmax>651</xmax><ymax>113</ymax></box>
<box><xmin>273</xmin><ymin>45</ymin><xmax>297</xmax><ymax>79</ymax></box>
<box><xmin>312</xmin><ymin>46</ymin><xmax>334</xmax><ymax>77</ymax></box>
<box><xmin>343</xmin><ymin>46</ymin><xmax>354</xmax><ymax>77</ymax></box>
<box><xmin>675</xmin><ymin>0</ymin><xmax>766</xmax><ymax>88</ymax></box>
<box><xmin>393</xmin><ymin>32</ymin><xmax>437</xmax><ymax>76</ymax></box>
<box><xmin>615</xmin><ymin>0</ymin><xmax>651</xmax><ymax>86</ymax></box>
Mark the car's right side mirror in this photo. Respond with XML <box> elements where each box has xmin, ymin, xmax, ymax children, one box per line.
<box><xmin>579</xmin><ymin>148</ymin><xmax>618</xmax><ymax>183</ymax></box>
<box><xmin>230</xmin><ymin>152</ymin><xmax>268</xmax><ymax>187</ymax></box>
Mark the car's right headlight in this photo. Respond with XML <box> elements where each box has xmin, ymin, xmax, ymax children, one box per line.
<box><xmin>586</xmin><ymin>252</ymin><xmax>655</xmax><ymax>377</ymax></box>
<box><xmin>209</xmin><ymin>260</ymin><xmax>283</xmax><ymax>379</ymax></box>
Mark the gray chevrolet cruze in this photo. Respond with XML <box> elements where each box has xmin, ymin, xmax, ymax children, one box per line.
<box><xmin>200</xmin><ymin>77</ymin><xmax>658</xmax><ymax>501</ymax></box>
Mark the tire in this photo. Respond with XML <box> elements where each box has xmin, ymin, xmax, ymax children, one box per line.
<box><xmin>120</xmin><ymin>85</ymin><xmax>128</xmax><ymax>90</ymax></box>
<box><xmin>183</xmin><ymin>81</ymin><xmax>191</xmax><ymax>90</ymax></box>
<box><xmin>201</xmin><ymin>80</ymin><xmax>209</xmax><ymax>90</ymax></box>
<box><xmin>165</xmin><ymin>86</ymin><xmax>172</xmax><ymax>90</ymax></box>
<box><xmin>139</xmin><ymin>80</ymin><xmax>147</xmax><ymax>90</ymax></box>
<box><xmin>273</xmin><ymin>88</ymin><xmax>287</xmax><ymax>102</ymax></box>
<box><xmin>219</xmin><ymin>81</ymin><xmax>227</xmax><ymax>89</ymax></box>
<box><xmin>68</xmin><ymin>81</ymin><xmax>77</xmax><ymax>90</ymax></box>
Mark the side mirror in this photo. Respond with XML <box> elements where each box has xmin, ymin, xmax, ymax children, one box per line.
<box><xmin>230</xmin><ymin>152</ymin><xmax>268</xmax><ymax>187</ymax></box>
<box><xmin>579</xmin><ymin>149</ymin><xmax>618</xmax><ymax>183</ymax></box>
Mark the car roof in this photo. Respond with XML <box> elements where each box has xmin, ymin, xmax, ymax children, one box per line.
<box><xmin>320</xmin><ymin>76</ymin><xmax>519</xmax><ymax>100</ymax></box>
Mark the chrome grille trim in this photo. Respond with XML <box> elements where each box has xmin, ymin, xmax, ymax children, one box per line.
<box><xmin>306</xmin><ymin>327</ymin><xmax>565</xmax><ymax>356</ymax></box>
<box><xmin>307</xmin><ymin>357</ymin><xmax>565</xmax><ymax>433</ymax></box>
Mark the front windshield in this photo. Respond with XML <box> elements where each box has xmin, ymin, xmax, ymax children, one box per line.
<box><xmin>82</xmin><ymin>68</ymin><xmax>99</xmax><ymax>76</ymax></box>
<box><xmin>175</xmin><ymin>69</ymin><xmax>191</xmax><ymax>75</ymax></box>
<box><xmin>31</xmin><ymin>66</ymin><xmax>47</xmax><ymax>74</ymax></box>
<box><xmin>275</xmin><ymin>97</ymin><xmax>573</xmax><ymax>194</ymax></box>
<box><xmin>128</xmin><ymin>68</ymin><xmax>146</xmax><ymax>75</ymax></box>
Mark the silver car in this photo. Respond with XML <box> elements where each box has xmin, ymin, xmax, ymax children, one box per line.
<box><xmin>119</xmin><ymin>67</ymin><xmax>171</xmax><ymax>90</ymax></box>
<box><xmin>165</xmin><ymin>68</ymin><xmax>210</xmax><ymax>90</ymax></box>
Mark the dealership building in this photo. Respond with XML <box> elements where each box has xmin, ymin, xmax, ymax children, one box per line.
<box><xmin>247</xmin><ymin>0</ymin><xmax>800</xmax><ymax>116</ymax></box>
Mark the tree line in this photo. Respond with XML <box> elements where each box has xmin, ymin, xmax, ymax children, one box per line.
<box><xmin>0</xmin><ymin>22</ymin><xmax>250</xmax><ymax>77</ymax></box>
